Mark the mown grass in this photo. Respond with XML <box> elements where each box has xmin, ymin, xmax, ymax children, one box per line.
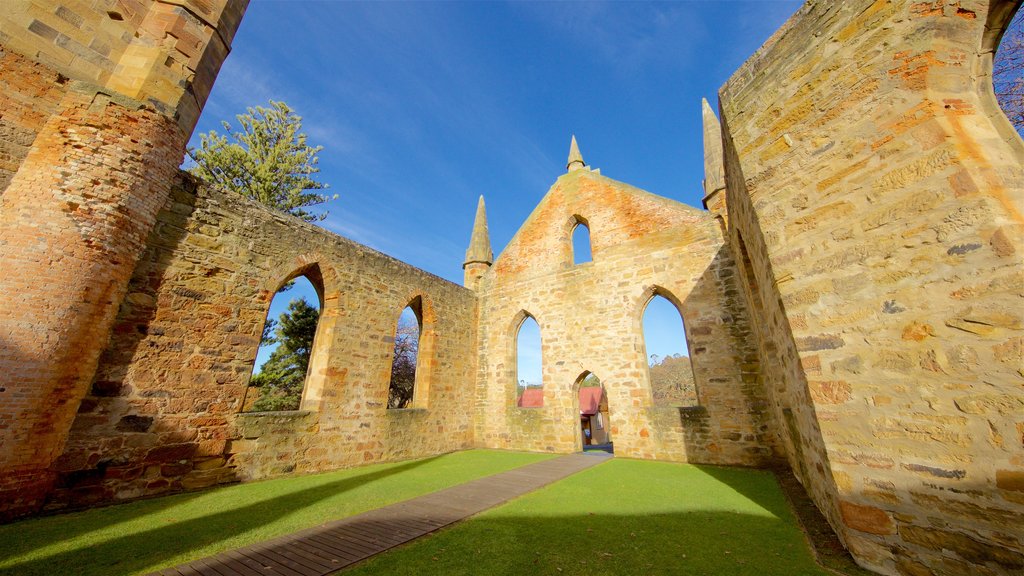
<box><xmin>0</xmin><ymin>450</ymin><xmax>553</xmax><ymax>576</ymax></box>
<box><xmin>348</xmin><ymin>458</ymin><xmax>829</xmax><ymax>575</ymax></box>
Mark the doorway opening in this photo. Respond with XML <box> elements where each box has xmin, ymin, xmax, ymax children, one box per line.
<box><xmin>576</xmin><ymin>372</ymin><xmax>612</xmax><ymax>454</ymax></box>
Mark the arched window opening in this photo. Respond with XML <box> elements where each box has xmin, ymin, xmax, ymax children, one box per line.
<box><xmin>245</xmin><ymin>274</ymin><xmax>322</xmax><ymax>412</ymax></box>
<box><xmin>571</xmin><ymin>217</ymin><xmax>592</xmax><ymax>264</ymax></box>
<box><xmin>516</xmin><ymin>315</ymin><xmax>543</xmax><ymax>408</ymax></box>
<box><xmin>642</xmin><ymin>293</ymin><xmax>697</xmax><ymax>407</ymax></box>
<box><xmin>577</xmin><ymin>372</ymin><xmax>611</xmax><ymax>453</ymax></box>
<box><xmin>994</xmin><ymin>8</ymin><xmax>1023</xmax><ymax>136</ymax></box>
<box><xmin>388</xmin><ymin>301</ymin><xmax>422</xmax><ymax>409</ymax></box>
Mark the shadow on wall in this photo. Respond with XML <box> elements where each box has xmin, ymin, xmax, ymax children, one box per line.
<box><xmin>47</xmin><ymin>174</ymin><xmax>209</xmax><ymax>508</ymax></box>
<box><xmin>675</xmin><ymin>244</ymin><xmax>777</xmax><ymax>466</ymax></box>
<box><xmin>718</xmin><ymin>108</ymin><xmax>834</xmax><ymax>501</ymax></box>
<box><xmin>3</xmin><ymin>456</ymin><xmax>440</xmax><ymax>576</ymax></box>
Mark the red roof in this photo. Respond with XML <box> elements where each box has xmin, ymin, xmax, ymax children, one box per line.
<box><xmin>517</xmin><ymin>388</ymin><xmax>544</xmax><ymax>408</ymax></box>
<box><xmin>579</xmin><ymin>386</ymin><xmax>603</xmax><ymax>415</ymax></box>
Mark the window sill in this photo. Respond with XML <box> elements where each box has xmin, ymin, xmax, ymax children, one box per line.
<box><xmin>386</xmin><ymin>407</ymin><xmax>428</xmax><ymax>414</ymax></box>
<box><xmin>237</xmin><ymin>410</ymin><xmax>314</xmax><ymax>418</ymax></box>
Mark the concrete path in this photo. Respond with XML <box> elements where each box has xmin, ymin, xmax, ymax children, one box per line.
<box><xmin>150</xmin><ymin>452</ymin><xmax>610</xmax><ymax>576</ymax></box>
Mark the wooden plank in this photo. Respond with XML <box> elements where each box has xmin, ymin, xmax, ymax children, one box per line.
<box><xmin>251</xmin><ymin>544</ymin><xmax>326</xmax><ymax>575</ymax></box>
<box><xmin>298</xmin><ymin>532</ymin><xmax>360</xmax><ymax>560</ymax></box>
<box><xmin>169</xmin><ymin>562</ymin><xmax>204</xmax><ymax>576</ymax></box>
<box><xmin>221</xmin><ymin>548</ymin><xmax>283</xmax><ymax>575</ymax></box>
<box><xmin>304</xmin><ymin>532</ymin><xmax>371</xmax><ymax>562</ymax></box>
<box><xmin>374</xmin><ymin>514</ymin><xmax>438</xmax><ymax>533</ymax></box>
<box><xmin>211</xmin><ymin>554</ymin><xmax>266</xmax><ymax>576</ymax></box>
<box><xmin>353</xmin><ymin>518</ymin><xmax>419</xmax><ymax>540</ymax></box>
<box><xmin>335</xmin><ymin>520</ymin><xmax>402</xmax><ymax>543</ymax></box>
<box><xmin>329</xmin><ymin>524</ymin><xmax>396</xmax><ymax>548</ymax></box>
<box><xmin>317</xmin><ymin>528</ymin><xmax>382</xmax><ymax>553</ymax></box>
<box><xmin>289</xmin><ymin>537</ymin><xmax>352</xmax><ymax>568</ymax></box>
<box><xmin>279</xmin><ymin>539</ymin><xmax>342</xmax><ymax>572</ymax></box>
<box><xmin>189</xmin><ymin>555</ymin><xmax>239</xmax><ymax>576</ymax></box>
<box><xmin>237</xmin><ymin>547</ymin><xmax>309</xmax><ymax>576</ymax></box>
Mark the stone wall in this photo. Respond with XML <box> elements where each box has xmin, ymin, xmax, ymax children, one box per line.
<box><xmin>0</xmin><ymin>0</ymin><xmax>247</xmax><ymax>131</ymax></box>
<box><xmin>0</xmin><ymin>49</ymin><xmax>67</xmax><ymax>194</ymax></box>
<box><xmin>47</xmin><ymin>178</ymin><xmax>478</xmax><ymax>509</ymax></box>
<box><xmin>473</xmin><ymin>168</ymin><xmax>778</xmax><ymax>466</ymax></box>
<box><xmin>0</xmin><ymin>0</ymin><xmax>246</xmax><ymax>520</ymax></box>
<box><xmin>717</xmin><ymin>1</ymin><xmax>1024</xmax><ymax>574</ymax></box>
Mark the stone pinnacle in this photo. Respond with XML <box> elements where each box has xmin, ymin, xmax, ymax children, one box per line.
<box><xmin>702</xmin><ymin>98</ymin><xmax>725</xmax><ymax>197</ymax></box>
<box><xmin>464</xmin><ymin>195</ymin><xmax>493</xmax><ymax>267</ymax></box>
<box><xmin>567</xmin><ymin>135</ymin><xmax>586</xmax><ymax>172</ymax></box>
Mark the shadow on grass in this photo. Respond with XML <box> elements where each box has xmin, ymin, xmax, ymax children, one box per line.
<box><xmin>692</xmin><ymin>464</ymin><xmax>795</xmax><ymax>519</ymax></box>
<box><xmin>343</xmin><ymin>509</ymin><xmax>830</xmax><ymax>576</ymax></box>
<box><xmin>0</xmin><ymin>489</ymin><xmax>207</xmax><ymax>562</ymax></box>
<box><xmin>0</xmin><ymin>456</ymin><xmax>440</xmax><ymax>576</ymax></box>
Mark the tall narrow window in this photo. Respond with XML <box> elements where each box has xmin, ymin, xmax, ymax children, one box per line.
<box><xmin>246</xmin><ymin>274</ymin><xmax>322</xmax><ymax>412</ymax></box>
<box><xmin>388</xmin><ymin>302</ymin><xmax>421</xmax><ymax>409</ymax></box>
<box><xmin>516</xmin><ymin>315</ymin><xmax>543</xmax><ymax>407</ymax></box>
<box><xmin>642</xmin><ymin>293</ymin><xmax>697</xmax><ymax>407</ymax></box>
<box><xmin>571</xmin><ymin>218</ymin><xmax>592</xmax><ymax>264</ymax></box>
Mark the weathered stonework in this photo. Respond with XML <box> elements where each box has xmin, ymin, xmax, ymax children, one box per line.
<box><xmin>0</xmin><ymin>2</ymin><xmax>1020</xmax><ymax>575</ymax></box>
<box><xmin>48</xmin><ymin>179</ymin><xmax>478</xmax><ymax>508</ymax></box>
<box><xmin>471</xmin><ymin>168</ymin><xmax>777</xmax><ymax>466</ymax></box>
<box><xmin>0</xmin><ymin>0</ymin><xmax>246</xmax><ymax>519</ymax></box>
<box><xmin>716</xmin><ymin>1</ymin><xmax>1024</xmax><ymax>574</ymax></box>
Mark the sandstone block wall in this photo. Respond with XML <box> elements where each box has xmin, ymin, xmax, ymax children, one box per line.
<box><xmin>717</xmin><ymin>1</ymin><xmax>1023</xmax><ymax>574</ymax></box>
<box><xmin>47</xmin><ymin>179</ymin><xmax>478</xmax><ymax>509</ymax></box>
<box><xmin>473</xmin><ymin>169</ymin><xmax>778</xmax><ymax>466</ymax></box>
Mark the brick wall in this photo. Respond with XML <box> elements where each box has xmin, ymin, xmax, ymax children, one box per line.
<box><xmin>0</xmin><ymin>0</ymin><xmax>244</xmax><ymax>519</ymax></box>
<box><xmin>0</xmin><ymin>50</ymin><xmax>67</xmax><ymax>195</ymax></box>
<box><xmin>0</xmin><ymin>83</ymin><xmax>184</xmax><ymax>519</ymax></box>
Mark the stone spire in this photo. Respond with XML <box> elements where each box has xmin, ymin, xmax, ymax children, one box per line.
<box><xmin>566</xmin><ymin>135</ymin><xmax>586</xmax><ymax>172</ymax></box>
<box><xmin>702</xmin><ymin>98</ymin><xmax>726</xmax><ymax>198</ymax></box>
<box><xmin>463</xmin><ymin>195</ymin><xmax>493</xmax><ymax>289</ymax></box>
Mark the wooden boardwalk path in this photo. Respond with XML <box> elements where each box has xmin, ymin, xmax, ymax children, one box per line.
<box><xmin>150</xmin><ymin>453</ymin><xmax>610</xmax><ymax>576</ymax></box>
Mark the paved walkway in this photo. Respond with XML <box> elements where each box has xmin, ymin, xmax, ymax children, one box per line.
<box><xmin>150</xmin><ymin>453</ymin><xmax>610</xmax><ymax>576</ymax></box>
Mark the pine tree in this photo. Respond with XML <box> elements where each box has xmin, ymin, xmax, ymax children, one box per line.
<box><xmin>249</xmin><ymin>298</ymin><xmax>320</xmax><ymax>411</ymax></box>
<box><xmin>187</xmin><ymin>101</ymin><xmax>332</xmax><ymax>222</ymax></box>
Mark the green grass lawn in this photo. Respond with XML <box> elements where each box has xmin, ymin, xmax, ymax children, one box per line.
<box><xmin>347</xmin><ymin>458</ymin><xmax>830</xmax><ymax>576</ymax></box>
<box><xmin>0</xmin><ymin>450</ymin><xmax>553</xmax><ymax>576</ymax></box>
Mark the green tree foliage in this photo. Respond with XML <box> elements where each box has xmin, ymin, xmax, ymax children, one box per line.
<box><xmin>995</xmin><ymin>10</ymin><xmax>1023</xmax><ymax>135</ymax></box>
<box><xmin>249</xmin><ymin>297</ymin><xmax>320</xmax><ymax>411</ymax></box>
<box><xmin>388</xmin><ymin>315</ymin><xmax>419</xmax><ymax>409</ymax></box>
<box><xmin>186</xmin><ymin>101</ymin><xmax>332</xmax><ymax>222</ymax></box>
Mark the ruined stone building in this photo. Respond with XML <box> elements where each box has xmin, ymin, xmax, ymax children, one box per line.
<box><xmin>0</xmin><ymin>1</ymin><xmax>1021</xmax><ymax>575</ymax></box>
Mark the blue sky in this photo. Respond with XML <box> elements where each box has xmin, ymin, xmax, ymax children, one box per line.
<box><xmin>200</xmin><ymin>1</ymin><xmax>804</xmax><ymax>376</ymax></box>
